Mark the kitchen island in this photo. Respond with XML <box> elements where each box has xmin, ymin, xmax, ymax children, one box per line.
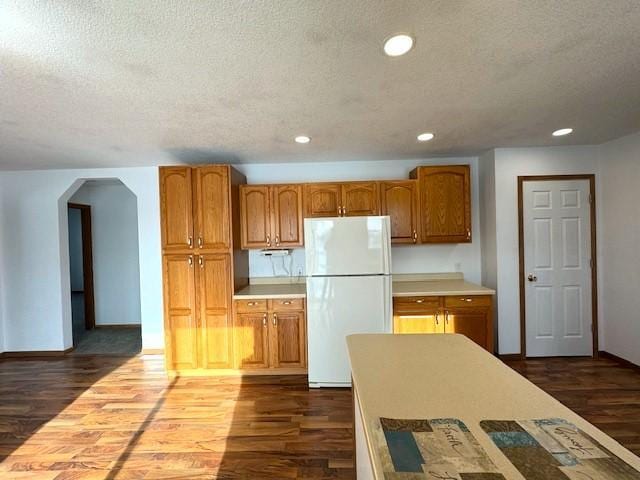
<box><xmin>347</xmin><ymin>334</ymin><xmax>640</xmax><ymax>479</ymax></box>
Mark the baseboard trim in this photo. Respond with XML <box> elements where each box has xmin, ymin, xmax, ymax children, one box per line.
<box><xmin>94</xmin><ymin>324</ymin><xmax>141</xmax><ymax>329</ymax></box>
<box><xmin>498</xmin><ymin>353</ymin><xmax>523</xmax><ymax>361</ymax></box>
<box><xmin>1</xmin><ymin>347</ymin><xmax>74</xmax><ymax>358</ymax></box>
<box><xmin>598</xmin><ymin>351</ymin><xmax>640</xmax><ymax>371</ymax></box>
<box><xmin>141</xmin><ymin>348</ymin><xmax>164</xmax><ymax>355</ymax></box>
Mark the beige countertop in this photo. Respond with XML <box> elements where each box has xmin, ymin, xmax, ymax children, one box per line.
<box><xmin>347</xmin><ymin>334</ymin><xmax>640</xmax><ymax>479</ymax></box>
<box><xmin>233</xmin><ymin>276</ymin><xmax>494</xmax><ymax>299</ymax></box>
<box><xmin>233</xmin><ymin>283</ymin><xmax>306</xmax><ymax>299</ymax></box>
<box><xmin>392</xmin><ymin>279</ymin><xmax>495</xmax><ymax>297</ymax></box>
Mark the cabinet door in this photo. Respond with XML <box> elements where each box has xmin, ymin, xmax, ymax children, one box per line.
<box><xmin>193</xmin><ymin>166</ymin><xmax>230</xmax><ymax>251</ymax></box>
<box><xmin>304</xmin><ymin>183</ymin><xmax>341</xmax><ymax>217</ymax></box>
<box><xmin>271</xmin><ymin>185</ymin><xmax>304</xmax><ymax>247</ymax></box>
<box><xmin>416</xmin><ymin>165</ymin><xmax>471</xmax><ymax>243</ymax></box>
<box><xmin>198</xmin><ymin>254</ymin><xmax>233</xmax><ymax>369</ymax></box>
<box><xmin>163</xmin><ymin>254</ymin><xmax>198</xmax><ymax>370</ymax></box>
<box><xmin>393</xmin><ymin>310</ymin><xmax>443</xmax><ymax>334</ymax></box>
<box><xmin>240</xmin><ymin>185</ymin><xmax>271</xmax><ymax>249</ymax></box>
<box><xmin>160</xmin><ymin>167</ymin><xmax>194</xmax><ymax>251</ymax></box>
<box><xmin>233</xmin><ymin>312</ymin><xmax>270</xmax><ymax>369</ymax></box>
<box><xmin>342</xmin><ymin>182</ymin><xmax>379</xmax><ymax>216</ymax></box>
<box><xmin>380</xmin><ymin>181</ymin><xmax>419</xmax><ymax>244</ymax></box>
<box><xmin>270</xmin><ymin>311</ymin><xmax>306</xmax><ymax>368</ymax></box>
<box><xmin>444</xmin><ymin>307</ymin><xmax>490</xmax><ymax>351</ymax></box>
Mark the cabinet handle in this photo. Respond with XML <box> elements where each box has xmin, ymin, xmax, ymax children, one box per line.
<box><xmin>412</xmin><ymin>230</ymin><xmax>417</xmax><ymax>243</ymax></box>
<box><xmin>198</xmin><ymin>256</ymin><xmax>204</xmax><ymax>268</ymax></box>
<box><xmin>466</xmin><ymin>229</ymin><xmax>471</xmax><ymax>240</ymax></box>
<box><xmin>247</xmin><ymin>301</ymin><xmax>256</xmax><ymax>306</ymax></box>
<box><xmin>342</xmin><ymin>206</ymin><xmax>347</xmax><ymax>216</ymax></box>
<box><xmin>198</xmin><ymin>236</ymin><xmax>203</xmax><ymax>248</ymax></box>
<box><xmin>415</xmin><ymin>299</ymin><xmax>424</xmax><ymax>303</ymax></box>
<box><xmin>275</xmin><ymin>235</ymin><xmax>280</xmax><ymax>246</ymax></box>
<box><xmin>460</xmin><ymin>298</ymin><xmax>472</xmax><ymax>302</ymax></box>
<box><xmin>266</xmin><ymin>235</ymin><xmax>271</xmax><ymax>247</ymax></box>
<box><xmin>445</xmin><ymin>310</ymin><xmax>449</xmax><ymax>324</ymax></box>
<box><xmin>263</xmin><ymin>314</ymin><xmax>267</xmax><ymax>327</ymax></box>
<box><xmin>273</xmin><ymin>313</ymin><xmax>277</xmax><ymax>326</ymax></box>
<box><xmin>188</xmin><ymin>236</ymin><xmax>193</xmax><ymax>248</ymax></box>
<box><xmin>435</xmin><ymin>312</ymin><xmax>439</xmax><ymax>325</ymax></box>
<box><xmin>188</xmin><ymin>255</ymin><xmax>193</xmax><ymax>267</ymax></box>
<box><xmin>282</xmin><ymin>300</ymin><xmax>291</xmax><ymax>305</ymax></box>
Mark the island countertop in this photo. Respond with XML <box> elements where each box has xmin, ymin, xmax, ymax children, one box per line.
<box><xmin>347</xmin><ymin>334</ymin><xmax>640</xmax><ymax>479</ymax></box>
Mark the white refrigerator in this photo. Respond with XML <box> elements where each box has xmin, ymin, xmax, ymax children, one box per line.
<box><xmin>305</xmin><ymin>216</ymin><xmax>392</xmax><ymax>387</ymax></box>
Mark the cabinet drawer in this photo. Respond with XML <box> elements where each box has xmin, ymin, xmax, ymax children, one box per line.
<box><xmin>393</xmin><ymin>296</ymin><xmax>441</xmax><ymax>315</ymax></box>
<box><xmin>444</xmin><ymin>295</ymin><xmax>492</xmax><ymax>308</ymax></box>
<box><xmin>270</xmin><ymin>298</ymin><xmax>305</xmax><ymax>312</ymax></box>
<box><xmin>235</xmin><ymin>299</ymin><xmax>268</xmax><ymax>313</ymax></box>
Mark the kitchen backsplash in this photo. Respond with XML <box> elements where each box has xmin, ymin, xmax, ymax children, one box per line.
<box><xmin>248</xmin><ymin>245</ymin><xmax>481</xmax><ymax>283</ymax></box>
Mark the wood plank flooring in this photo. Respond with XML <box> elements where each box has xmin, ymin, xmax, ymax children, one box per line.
<box><xmin>505</xmin><ymin>355</ymin><xmax>640</xmax><ymax>456</ymax></box>
<box><xmin>0</xmin><ymin>354</ymin><xmax>638</xmax><ymax>478</ymax></box>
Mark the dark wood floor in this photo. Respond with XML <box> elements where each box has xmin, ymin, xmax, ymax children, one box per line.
<box><xmin>505</xmin><ymin>355</ymin><xmax>640</xmax><ymax>457</ymax></box>
<box><xmin>0</xmin><ymin>354</ymin><xmax>638</xmax><ymax>479</ymax></box>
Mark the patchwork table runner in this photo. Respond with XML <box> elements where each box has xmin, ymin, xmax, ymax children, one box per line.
<box><xmin>481</xmin><ymin>418</ymin><xmax>640</xmax><ymax>480</ymax></box>
<box><xmin>375</xmin><ymin>417</ymin><xmax>506</xmax><ymax>479</ymax></box>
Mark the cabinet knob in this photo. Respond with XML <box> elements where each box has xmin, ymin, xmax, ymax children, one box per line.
<box><xmin>198</xmin><ymin>256</ymin><xmax>204</xmax><ymax>268</ymax></box>
<box><xmin>466</xmin><ymin>229</ymin><xmax>471</xmax><ymax>240</ymax></box>
<box><xmin>263</xmin><ymin>314</ymin><xmax>267</xmax><ymax>327</ymax></box>
<box><xmin>266</xmin><ymin>235</ymin><xmax>271</xmax><ymax>247</ymax></box>
<box><xmin>412</xmin><ymin>230</ymin><xmax>417</xmax><ymax>243</ymax></box>
<box><xmin>275</xmin><ymin>235</ymin><xmax>280</xmax><ymax>246</ymax></box>
<box><xmin>188</xmin><ymin>255</ymin><xmax>193</xmax><ymax>267</ymax></box>
<box><xmin>198</xmin><ymin>236</ymin><xmax>203</xmax><ymax>248</ymax></box>
<box><xmin>273</xmin><ymin>313</ymin><xmax>278</xmax><ymax>326</ymax></box>
<box><xmin>188</xmin><ymin>236</ymin><xmax>193</xmax><ymax>248</ymax></box>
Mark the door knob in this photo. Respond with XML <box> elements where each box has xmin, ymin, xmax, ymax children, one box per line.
<box><xmin>527</xmin><ymin>274</ymin><xmax>538</xmax><ymax>282</ymax></box>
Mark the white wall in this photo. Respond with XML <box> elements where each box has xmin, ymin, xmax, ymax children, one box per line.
<box><xmin>491</xmin><ymin>146</ymin><xmax>601</xmax><ymax>354</ymax></box>
<box><xmin>478</xmin><ymin>150</ymin><xmax>498</xmax><ymax>344</ymax></box>
<box><xmin>236</xmin><ymin>157</ymin><xmax>483</xmax><ymax>283</ymax></box>
<box><xmin>597</xmin><ymin>131</ymin><xmax>640</xmax><ymax>365</ymax></box>
<box><xmin>0</xmin><ymin>168</ymin><xmax>162</xmax><ymax>352</ymax></box>
<box><xmin>68</xmin><ymin>207</ymin><xmax>84</xmax><ymax>291</ymax></box>
<box><xmin>70</xmin><ymin>182</ymin><xmax>141</xmax><ymax>326</ymax></box>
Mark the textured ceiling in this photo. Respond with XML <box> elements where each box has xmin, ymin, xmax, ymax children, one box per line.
<box><xmin>1</xmin><ymin>1</ymin><xmax>640</xmax><ymax>170</ymax></box>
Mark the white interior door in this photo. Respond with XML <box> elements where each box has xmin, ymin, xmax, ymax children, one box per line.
<box><xmin>523</xmin><ymin>179</ymin><xmax>593</xmax><ymax>357</ymax></box>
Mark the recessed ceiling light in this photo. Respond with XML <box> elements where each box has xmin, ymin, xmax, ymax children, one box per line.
<box><xmin>294</xmin><ymin>135</ymin><xmax>311</xmax><ymax>144</ymax></box>
<box><xmin>552</xmin><ymin>128</ymin><xmax>573</xmax><ymax>137</ymax></box>
<box><xmin>417</xmin><ymin>132</ymin><xmax>435</xmax><ymax>142</ymax></box>
<box><xmin>383</xmin><ymin>34</ymin><xmax>414</xmax><ymax>57</ymax></box>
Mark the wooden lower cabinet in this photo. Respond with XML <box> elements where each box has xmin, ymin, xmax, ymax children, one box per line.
<box><xmin>233</xmin><ymin>298</ymin><xmax>307</xmax><ymax>372</ymax></box>
<box><xmin>393</xmin><ymin>295</ymin><xmax>494</xmax><ymax>352</ymax></box>
<box><xmin>234</xmin><ymin>312</ymin><xmax>270</xmax><ymax>369</ymax></box>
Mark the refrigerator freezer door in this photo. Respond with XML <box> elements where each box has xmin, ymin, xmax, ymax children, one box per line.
<box><xmin>304</xmin><ymin>216</ymin><xmax>391</xmax><ymax>276</ymax></box>
<box><xmin>306</xmin><ymin>275</ymin><xmax>392</xmax><ymax>387</ymax></box>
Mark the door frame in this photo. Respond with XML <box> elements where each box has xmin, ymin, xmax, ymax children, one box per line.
<box><xmin>68</xmin><ymin>203</ymin><xmax>96</xmax><ymax>330</ymax></box>
<box><xmin>517</xmin><ymin>174</ymin><xmax>598</xmax><ymax>359</ymax></box>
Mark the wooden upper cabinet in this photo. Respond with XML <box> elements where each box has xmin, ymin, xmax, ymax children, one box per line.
<box><xmin>411</xmin><ymin>165</ymin><xmax>471</xmax><ymax>243</ymax></box>
<box><xmin>160</xmin><ymin>167</ymin><xmax>194</xmax><ymax>251</ymax></box>
<box><xmin>198</xmin><ymin>254</ymin><xmax>233</xmax><ymax>369</ymax></box>
<box><xmin>240</xmin><ymin>185</ymin><xmax>271</xmax><ymax>249</ymax></box>
<box><xmin>270</xmin><ymin>310</ymin><xmax>306</xmax><ymax>368</ymax></box>
<box><xmin>342</xmin><ymin>182</ymin><xmax>379</xmax><ymax>216</ymax></box>
<box><xmin>162</xmin><ymin>254</ymin><xmax>198</xmax><ymax>370</ymax></box>
<box><xmin>304</xmin><ymin>183</ymin><xmax>341</xmax><ymax>218</ymax></box>
<box><xmin>271</xmin><ymin>185</ymin><xmax>303</xmax><ymax>248</ymax></box>
<box><xmin>194</xmin><ymin>166</ymin><xmax>230</xmax><ymax>251</ymax></box>
<box><xmin>380</xmin><ymin>180</ymin><xmax>419</xmax><ymax>244</ymax></box>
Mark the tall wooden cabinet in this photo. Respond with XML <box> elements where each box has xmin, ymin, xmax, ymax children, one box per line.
<box><xmin>239</xmin><ymin>184</ymin><xmax>303</xmax><ymax>249</ymax></box>
<box><xmin>160</xmin><ymin>165</ymin><xmax>248</xmax><ymax>373</ymax></box>
<box><xmin>411</xmin><ymin>165</ymin><xmax>471</xmax><ymax>243</ymax></box>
